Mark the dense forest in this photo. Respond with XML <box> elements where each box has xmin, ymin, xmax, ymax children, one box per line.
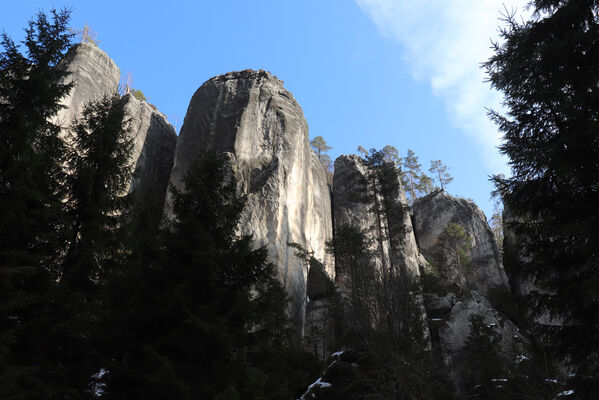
<box><xmin>1</xmin><ymin>1</ymin><xmax>598</xmax><ymax>399</ymax></box>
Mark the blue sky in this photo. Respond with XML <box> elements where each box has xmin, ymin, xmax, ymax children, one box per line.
<box><xmin>3</xmin><ymin>0</ymin><xmax>529</xmax><ymax>218</ymax></box>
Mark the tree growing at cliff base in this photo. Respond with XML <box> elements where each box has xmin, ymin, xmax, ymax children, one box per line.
<box><xmin>486</xmin><ymin>0</ymin><xmax>599</xmax><ymax>395</ymax></box>
<box><xmin>0</xmin><ymin>9</ymin><xmax>74</xmax><ymax>398</ymax></box>
<box><xmin>102</xmin><ymin>153</ymin><xmax>320</xmax><ymax>399</ymax></box>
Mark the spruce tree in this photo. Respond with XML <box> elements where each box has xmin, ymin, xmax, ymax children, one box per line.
<box><xmin>0</xmin><ymin>9</ymin><xmax>74</xmax><ymax>398</ymax></box>
<box><xmin>103</xmin><ymin>153</ymin><xmax>316</xmax><ymax>399</ymax></box>
<box><xmin>62</xmin><ymin>94</ymin><xmax>133</xmax><ymax>290</ymax></box>
<box><xmin>43</xmin><ymin>94</ymin><xmax>134</xmax><ymax>397</ymax></box>
<box><xmin>486</xmin><ymin>0</ymin><xmax>599</xmax><ymax>395</ymax></box>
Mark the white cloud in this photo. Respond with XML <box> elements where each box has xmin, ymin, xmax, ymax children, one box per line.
<box><xmin>356</xmin><ymin>0</ymin><xmax>530</xmax><ymax>171</ymax></box>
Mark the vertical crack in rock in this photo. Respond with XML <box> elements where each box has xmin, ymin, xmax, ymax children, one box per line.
<box><xmin>166</xmin><ymin>70</ymin><xmax>334</xmax><ymax>337</ymax></box>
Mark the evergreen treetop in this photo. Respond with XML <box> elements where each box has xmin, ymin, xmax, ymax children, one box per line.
<box><xmin>310</xmin><ymin>135</ymin><xmax>333</xmax><ymax>171</ymax></box>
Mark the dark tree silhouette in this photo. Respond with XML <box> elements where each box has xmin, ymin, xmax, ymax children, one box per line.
<box><xmin>0</xmin><ymin>9</ymin><xmax>74</xmax><ymax>398</ymax></box>
<box><xmin>486</xmin><ymin>0</ymin><xmax>599</xmax><ymax>396</ymax></box>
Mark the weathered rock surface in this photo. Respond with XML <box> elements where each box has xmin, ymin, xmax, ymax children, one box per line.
<box><xmin>332</xmin><ymin>155</ymin><xmax>427</xmax><ymax>279</ymax></box>
<box><xmin>167</xmin><ymin>69</ymin><xmax>334</xmax><ymax>332</ymax></box>
<box><xmin>305</xmin><ymin>259</ymin><xmax>337</xmax><ymax>359</ymax></box>
<box><xmin>413</xmin><ymin>190</ymin><xmax>508</xmax><ymax>295</ymax></box>
<box><xmin>332</xmin><ymin>154</ymin><xmax>430</xmax><ymax>347</ymax></box>
<box><xmin>55</xmin><ymin>42</ymin><xmax>120</xmax><ymax>133</ymax></box>
<box><xmin>55</xmin><ymin>43</ymin><xmax>177</xmax><ymax>221</ymax></box>
<box><xmin>122</xmin><ymin>94</ymin><xmax>177</xmax><ymax>218</ymax></box>
<box><xmin>438</xmin><ymin>291</ymin><xmax>526</xmax><ymax>396</ymax></box>
<box><xmin>439</xmin><ymin>291</ymin><xmax>523</xmax><ymax>356</ymax></box>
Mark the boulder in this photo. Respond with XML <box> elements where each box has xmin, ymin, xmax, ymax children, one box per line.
<box><xmin>413</xmin><ymin>190</ymin><xmax>508</xmax><ymax>295</ymax></box>
<box><xmin>166</xmin><ymin>69</ymin><xmax>334</xmax><ymax>333</ymax></box>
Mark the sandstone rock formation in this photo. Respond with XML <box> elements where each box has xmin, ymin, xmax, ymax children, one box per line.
<box><xmin>439</xmin><ymin>290</ymin><xmax>526</xmax><ymax>396</ymax></box>
<box><xmin>55</xmin><ymin>43</ymin><xmax>177</xmax><ymax>218</ymax></box>
<box><xmin>122</xmin><ymin>94</ymin><xmax>177</xmax><ymax>219</ymax></box>
<box><xmin>166</xmin><ymin>70</ymin><xmax>334</xmax><ymax>333</ymax></box>
<box><xmin>332</xmin><ymin>155</ymin><xmax>427</xmax><ymax>279</ymax></box>
<box><xmin>332</xmin><ymin>154</ymin><xmax>430</xmax><ymax>346</ymax></box>
<box><xmin>54</xmin><ymin>42</ymin><xmax>120</xmax><ymax>134</ymax></box>
<box><xmin>413</xmin><ymin>190</ymin><xmax>508</xmax><ymax>295</ymax></box>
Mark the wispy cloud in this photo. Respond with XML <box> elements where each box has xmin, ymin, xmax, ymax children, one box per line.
<box><xmin>356</xmin><ymin>0</ymin><xmax>529</xmax><ymax>171</ymax></box>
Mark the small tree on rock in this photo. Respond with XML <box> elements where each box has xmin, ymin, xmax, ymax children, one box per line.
<box><xmin>403</xmin><ymin>149</ymin><xmax>422</xmax><ymax>204</ymax></box>
<box><xmin>429</xmin><ymin>160</ymin><xmax>453</xmax><ymax>190</ymax></box>
<box><xmin>441</xmin><ymin>222</ymin><xmax>472</xmax><ymax>287</ymax></box>
<box><xmin>310</xmin><ymin>135</ymin><xmax>333</xmax><ymax>171</ymax></box>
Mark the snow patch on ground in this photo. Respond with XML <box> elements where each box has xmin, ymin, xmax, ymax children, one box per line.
<box><xmin>556</xmin><ymin>390</ymin><xmax>574</xmax><ymax>397</ymax></box>
<box><xmin>299</xmin><ymin>377</ymin><xmax>333</xmax><ymax>399</ymax></box>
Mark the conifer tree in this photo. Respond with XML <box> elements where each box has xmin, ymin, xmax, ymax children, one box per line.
<box><xmin>36</xmin><ymin>93</ymin><xmax>134</xmax><ymax>399</ymax></box>
<box><xmin>0</xmin><ymin>9</ymin><xmax>74</xmax><ymax>398</ymax></box>
<box><xmin>403</xmin><ymin>149</ymin><xmax>421</xmax><ymax>204</ymax></box>
<box><xmin>429</xmin><ymin>160</ymin><xmax>453</xmax><ymax>190</ymax></box>
<box><xmin>462</xmin><ymin>315</ymin><xmax>510</xmax><ymax>399</ymax></box>
<box><xmin>486</xmin><ymin>0</ymin><xmax>599</xmax><ymax>395</ymax></box>
<box><xmin>381</xmin><ymin>145</ymin><xmax>401</xmax><ymax>167</ymax></box>
<box><xmin>102</xmin><ymin>153</ymin><xmax>318</xmax><ymax>399</ymax></box>
<box><xmin>310</xmin><ymin>135</ymin><xmax>333</xmax><ymax>171</ymax></box>
<box><xmin>62</xmin><ymin>94</ymin><xmax>133</xmax><ymax>289</ymax></box>
<box><xmin>416</xmin><ymin>172</ymin><xmax>434</xmax><ymax>196</ymax></box>
<box><xmin>440</xmin><ymin>223</ymin><xmax>472</xmax><ymax>288</ymax></box>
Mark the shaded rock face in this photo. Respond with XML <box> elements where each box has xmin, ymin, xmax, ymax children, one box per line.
<box><xmin>413</xmin><ymin>190</ymin><xmax>508</xmax><ymax>295</ymax></box>
<box><xmin>167</xmin><ymin>70</ymin><xmax>334</xmax><ymax>332</ymax></box>
<box><xmin>437</xmin><ymin>291</ymin><xmax>526</xmax><ymax>396</ymax></box>
<box><xmin>55</xmin><ymin>42</ymin><xmax>120</xmax><ymax>134</ymax></box>
<box><xmin>55</xmin><ymin>44</ymin><xmax>177</xmax><ymax>224</ymax></box>
<box><xmin>332</xmin><ymin>155</ymin><xmax>426</xmax><ymax>280</ymax></box>
<box><xmin>305</xmin><ymin>261</ymin><xmax>337</xmax><ymax>360</ymax></box>
<box><xmin>332</xmin><ymin>155</ymin><xmax>430</xmax><ymax>346</ymax></box>
<box><xmin>122</xmin><ymin>94</ymin><xmax>177</xmax><ymax>219</ymax></box>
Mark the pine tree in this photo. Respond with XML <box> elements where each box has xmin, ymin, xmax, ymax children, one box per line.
<box><xmin>381</xmin><ymin>145</ymin><xmax>401</xmax><ymax>167</ymax></box>
<box><xmin>416</xmin><ymin>172</ymin><xmax>434</xmax><ymax>196</ymax></box>
<box><xmin>310</xmin><ymin>135</ymin><xmax>332</xmax><ymax>171</ymax></box>
<box><xmin>429</xmin><ymin>160</ymin><xmax>452</xmax><ymax>190</ymax></box>
<box><xmin>485</xmin><ymin>1</ymin><xmax>599</xmax><ymax>395</ymax></box>
<box><xmin>403</xmin><ymin>149</ymin><xmax>421</xmax><ymax>204</ymax></box>
<box><xmin>0</xmin><ymin>9</ymin><xmax>74</xmax><ymax>398</ymax></box>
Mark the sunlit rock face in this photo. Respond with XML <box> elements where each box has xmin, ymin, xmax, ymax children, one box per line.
<box><xmin>55</xmin><ymin>44</ymin><xmax>177</xmax><ymax>218</ymax></box>
<box><xmin>167</xmin><ymin>69</ymin><xmax>334</xmax><ymax>331</ymax></box>
<box><xmin>122</xmin><ymin>94</ymin><xmax>177</xmax><ymax>217</ymax></box>
<box><xmin>54</xmin><ymin>42</ymin><xmax>120</xmax><ymax>134</ymax></box>
<box><xmin>413</xmin><ymin>190</ymin><xmax>509</xmax><ymax>295</ymax></box>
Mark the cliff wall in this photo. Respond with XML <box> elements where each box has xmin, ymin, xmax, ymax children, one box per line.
<box><xmin>166</xmin><ymin>70</ymin><xmax>334</xmax><ymax>332</ymax></box>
